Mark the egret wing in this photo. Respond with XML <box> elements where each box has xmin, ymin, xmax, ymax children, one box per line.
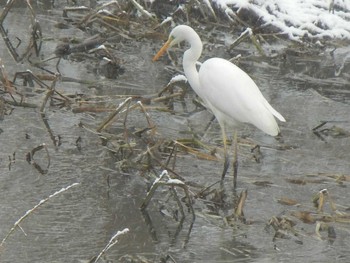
<box><xmin>199</xmin><ymin>58</ymin><xmax>284</xmax><ymax>136</ymax></box>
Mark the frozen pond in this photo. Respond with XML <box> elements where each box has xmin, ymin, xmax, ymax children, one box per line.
<box><xmin>0</xmin><ymin>1</ymin><xmax>350</xmax><ymax>262</ymax></box>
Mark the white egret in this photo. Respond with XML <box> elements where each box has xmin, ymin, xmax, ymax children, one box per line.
<box><xmin>153</xmin><ymin>25</ymin><xmax>285</xmax><ymax>182</ymax></box>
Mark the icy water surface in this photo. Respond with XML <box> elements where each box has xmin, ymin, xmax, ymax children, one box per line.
<box><xmin>0</xmin><ymin>1</ymin><xmax>350</xmax><ymax>263</ymax></box>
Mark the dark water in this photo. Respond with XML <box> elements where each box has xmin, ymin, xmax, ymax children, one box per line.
<box><xmin>0</xmin><ymin>1</ymin><xmax>350</xmax><ymax>263</ymax></box>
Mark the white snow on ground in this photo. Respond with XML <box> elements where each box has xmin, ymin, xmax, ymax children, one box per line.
<box><xmin>213</xmin><ymin>0</ymin><xmax>350</xmax><ymax>40</ymax></box>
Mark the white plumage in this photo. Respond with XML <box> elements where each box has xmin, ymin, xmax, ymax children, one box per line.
<box><xmin>153</xmin><ymin>25</ymin><xmax>285</xmax><ymax>137</ymax></box>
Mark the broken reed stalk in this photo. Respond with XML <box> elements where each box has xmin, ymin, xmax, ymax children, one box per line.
<box><xmin>316</xmin><ymin>189</ymin><xmax>338</xmax><ymax>213</ymax></box>
<box><xmin>136</xmin><ymin>100</ymin><xmax>154</xmax><ymax>128</ymax></box>
<box><xmin>145</xmin><ymin>147</ymin><xmax>185</xmax><ymax>181</ymax></box>
<box><xmin>39</xmin><ymin>73</ymin><xmax>60</xmax><ymax>113</ymax></box>
<box><xmin>229</xmin><ymin>28</ymin><xmax>265</xmax><ymax>56</ymax></box>
<box><xmin>26</xmin><ymin>143</ymin><xmax>51</xmax><ymax>174</ymax></box>
<box><xmin>41</xmin><ymin>113</ymin><xmax>60</xmax><ymax>147</ymax></box>
<box><xmin>0</xmin><ymin>0</ymin><xmax>42</xmax><ymax>62</ymax></box>
<box><xmin>234</xmin><ymin>189</ymin><xmax>248</xmax><ymax>219</ymax></box>
<box><xmin>154</xmin><ymin>92</ymin><xmax>184</xmax><ymax>103</ymax></box>
<box><xmin>0</xmin><ymin>59</ymin><xmax>16</xmax><ymax>95</ymax></box>
<box><xmin>4</xmin><ymin>100</ymin><xmax>37</xmax><ymax>108</ymax></box>
<box><xmin>140</xmin><ymin>170</ymin><xmax>195</xmax><ymax>221</ymax></box>
<box><xmin>165</xmin><ymin>142</ymin><xmax>177</xmax><ymax>170</ymax></box>
<box><xmin>139</xmin><ymin>170</ymin><xmax>195</xmax><ymax>249</ymax></box>
<box><xmin>0</xmin><ymin>182</ymin><xmax>80</xmax><ymax>247</ymax></box>
<box><xmin>0</xmin><ymin>0</ymin><xmax>20</xmax><ymax>61</ymax></box>
<box><xmin>93</xmin><ymin>228</ymin><xmax>129</xmax><ymax>263</ymax></box>
<box><xmin>97</xmin><ymin>98</ymin><xmax>155</xmax><ymax>134</ymax></box>
<box><xmin>74</xmin><ymin>0</ymin><xmax>120</xmax><ymax>27</ymax></box>
<box><xmin>0</xmin><ymin>60</ymin><xmax>28</xmax><ymax>106</ymax></box>
<box><xmin>141</xmin><ymin>170</ymin><xmax>168</xmax><ymax>210</ymax></box>
<box><xmin>174</xmin><ymin>140</ymin><xmax>218</xmax><ymax>161</ymax></box>
<box><xmin>130</xmin><ymin>0</ymin><xmax>157</xmax><ymax>22</ymax></box>
<box><xmin>170</xmin><ymin>187</ymin><xmax>185</xmax><ymax>218</ymax></box>
<box><xmin>40</xmin><ymin>89</ymin><xmax>55</xmax><ymax>113</ymax></box>
<box><xmin>96</xmin><ymin>97</ymin><xmax>132</xmax><ymax>132</ymax></box>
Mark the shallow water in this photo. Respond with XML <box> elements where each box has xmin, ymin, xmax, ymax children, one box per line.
<box><xmin>0</xmin><ymin>1</ymin><xmax>350</xmax><ymax>263</ymax></box>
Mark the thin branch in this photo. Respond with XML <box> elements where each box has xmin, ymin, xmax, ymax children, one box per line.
<box><xmin>0</xmin><ymin>182</ymin><xmax>80</xmax><ymax>247</ymax></box>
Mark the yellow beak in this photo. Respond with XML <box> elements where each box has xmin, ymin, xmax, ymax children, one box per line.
<box><xmin>152</xmin><ymin>38</ymin><xmax>172</xmax><ymax>61</ymax></box>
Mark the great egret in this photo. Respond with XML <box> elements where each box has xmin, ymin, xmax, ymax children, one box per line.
<box><xmin>153</xmin><ymin>25</ymin><xmax>285</xmax><ymax>182</ymax></box>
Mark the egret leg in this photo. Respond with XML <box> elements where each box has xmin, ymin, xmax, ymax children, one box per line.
<box><xmin>232</xmin><ymin>130</ymin><xmax>238</xmax><ymax>189</ymax></box>
<box><xmin>221</xmin><ymin>127</ymin><xmax>229</xmax><ymax>180</ymax></box>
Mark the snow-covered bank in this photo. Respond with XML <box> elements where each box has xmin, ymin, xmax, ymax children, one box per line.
<box><xmin>214</xmin><ymin>0</ymin><xmax>350</xmax><ymax>40</ymax></box>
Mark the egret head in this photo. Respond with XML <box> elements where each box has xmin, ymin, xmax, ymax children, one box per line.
<box><xmin>153</xmin><ymin>25</ymin><xmax>196</xmax><ymax>61</ymax></box>
<box><xmin>168</xmin><ymin>25</ymin><xmax>194</xmax><ymax>45</ymax></box>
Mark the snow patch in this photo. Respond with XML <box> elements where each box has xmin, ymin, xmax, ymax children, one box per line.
<box><xmin>214</xmin><ymin>0</ymin><xmax>350</xmax><ymax>40</ymax></box>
